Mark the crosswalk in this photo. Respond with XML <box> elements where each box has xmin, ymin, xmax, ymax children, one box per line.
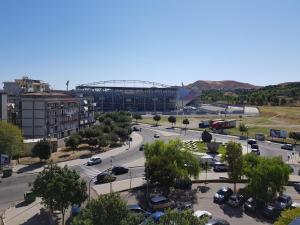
<box><xmin>78</xmin><ymin>164</ymin><xmax>101</xmax><ymax>179</ymax></box>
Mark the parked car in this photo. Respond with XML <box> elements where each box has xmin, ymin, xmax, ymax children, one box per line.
<box><xmin>149</xmin><ymin>196</ymin><xmax>173</xmax><ymax>211</ymax></box>
<box><xmin>205</xmin><ymin>218</ymin><xmax>230</xmax><ymax>225</ymax></box>
<box><xmin>96</xmin><ymin>172</ymin><xmax>116</xmax><ymax>184</ymax></box>
<box><xmin>213</xmin><ymin>162</ymin><xmax>228</xmax><ymax>172</ymax></box>
<box><xmin>193</xmin><ymin>210</ymin><xmax>212</xmax><ymax>220</ymax></box>
<box><xmin>143</xmin><ymin>211</ymin><xmax>165</xmax><ymax>224</ymax></box>
<box><xmin>112</xmin><ymin>166</ymin><xmax>129</xmax><ymax>175</ymax></box>
<box><xmin>227</xmin><ymin>194</ymin><xmax>245</xmax><ymax>207</ymax></box>
<box><xmin>128</xmin><ymin>204</ymin><xmax>151</xmax><ymax>217</ymax></box>
<box><xmin>251</xmin><ymin>144</ymin><xmax>259</xmax><ymax>150</ymax></box>
<box><xmin>262</xmin><ymin>203</ymin><xmax>279</xmax><ymax>219</ymax></box>
<box><xmin>275</xmin><ymin>194</ymin><xmax>292</xmax><ymax>211</ymax></box>
<box><xmin>248</xmin><ymin>139</ymin><xmax>257</xmax><ymax>145</ymax></box>
<box><xmin>244</xmin><ymin>198</ymin><xmax>265</xmax><ymax>213</ymax></box>
<box><xmin>87</xmin><ymin>156</ymin><xmax>102</xmax><ymax>166</ymax></box>
<box><xmin>174</xmin><ymin>178</ymin><xmax>192</xmax><ymax>190</ymax></box>
<box><xmin>214</xmin><ymin>187</ymin><xmax>233</xmax><ymax>203</ymax></box>
<box><xmin>295</xmin><ymin>182</ymin><xmax>300</xmax><ymax>191</ymax></box>
<box><xmin>175</xmin><ymin>202</ymin><xmax>193</xmax><ymax>211</ymax></box>
<box><xmin>154</xmin><ymin>133</ymin><xmax>160</xmax><ymax>138</ymax></box>
<box><xmin>132</xmin><ymin>127</ymin><xmax>140</xmax><ymax>132</ymax></box>
<box><xmin>291</xmin><ymin>202</ymin><xmax>300</xmax><ymax>209</ymax></box>
<box><xmin>281</xmin><ymin>144</ymin><xmax>293</xmax><ymax>150</ymax></box>
<box><xmin>289</xmin><ymin>217</ymin><xmax>300</xmax><ymax>225</ymax></box>
<box><xmin>71</xmin><ymin>204</ymin><xmax>81</xmax><ymax>216</ymax></box>
<box><xmin>139</xmin><ymin>144</ymin><xmax>145</xmax><ymax>151</ymax></box>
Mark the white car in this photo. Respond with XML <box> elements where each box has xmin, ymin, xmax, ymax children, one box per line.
<box><xmin>87</xmin><ymin>156</ymin><xmax>102</xmax><ymax>166</ymax></box>
<box><xmin>193</xmin><ymin>210</ymin><xmax>212</xmax><ymax>219</ymax></box>
<box><xmin>154</xmin><ymin>133</ymin><xmax>160</xmax><ymax>138</ymax></box>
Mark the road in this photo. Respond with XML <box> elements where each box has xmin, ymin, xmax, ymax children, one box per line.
<box><xmin>75</xmin><ymin>124</ymin><xmax>300</xmax><ymax>186</ymax></box>
<box><xmin>1</xmin><ymin>123</ymin><xmax>299</xmax><ymax>211</ymax></box>
<box><xmin>0</xmin><ymin>173</ymin><xmax>37</xmax><ymax>211</ymax></box>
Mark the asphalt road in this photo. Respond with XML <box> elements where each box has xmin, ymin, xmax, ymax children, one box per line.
<box><xmin>75</xmin><ymin>124</ymin><xmax>300</xmax><ymax>186</ymax></box>
<box><xmin>0</xmin><ymin>173</ymin><xmax>37</xmax><ymax>211</ymax></box>
<box><xmin>1</xmin><ymin>123</ymin><xmax>299</xmax><ymax>211</ymax></box>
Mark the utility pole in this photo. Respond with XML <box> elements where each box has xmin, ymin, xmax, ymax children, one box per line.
<box><xmin>110</xmin><ymin>157</ymin><xmax>113</xmax><ymax>193</ymax></box>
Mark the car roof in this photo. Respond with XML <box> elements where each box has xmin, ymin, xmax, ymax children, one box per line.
<box><xmin>91</xmin><ymin>156</ymin><xmax>100</xmax><ymax>159</ymax></box>
<box><xmin>207</xmin><ymin>218</ymin><xmax>229</xmax><ymax>225</ymax></box>
<box><xmin>150</xmin><ymin>211</ymin><xmax>165</xmax><ymax>219</ymax></box>
<box><xmin>278</xmin><ymin>194</ymin><xmax>291</xmax><ymax>199</ymax></box>
<box><xmin>193</xmin><ymin>210</ymin><xmax>211</xmax><ymax>217</ymax></box>
<box><xmin>220</xmin><ymin>187</ymin><xmax>230</xmax><ymax>191</ymax></box>
<box><xmin>98</xmin><ymin>171</ymin><xmax>110</xmax><ymax>176</ymax></box>
<box><xmin>289</xmin><ymin>217</ymin><xmax>300</xmax><ymax>225</ymax></box>
<box><xmin>128</xmin><ymin>204</ymin><xmax>142</xmax><ymax>210</ymax></box>
<box><xmin>151</xmin><ymin>196</ymin><xmax>167</xmax><ymax>203</ymax></box>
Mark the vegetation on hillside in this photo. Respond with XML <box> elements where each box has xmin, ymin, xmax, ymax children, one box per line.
<box><xmin>199</xmin><ymin>82</ymin><xmax>300</xmax><ymax>106</ymax></box>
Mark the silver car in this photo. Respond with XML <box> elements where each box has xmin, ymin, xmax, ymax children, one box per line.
<box><xmin>87</xmin><ymin>156</ymin><xmax>102</xmax><ymax>166</ymax></box>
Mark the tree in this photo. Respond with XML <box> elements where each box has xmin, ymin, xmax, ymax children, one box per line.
<box><xmin>168</xmin><ymin>116</ymin><xmax>176</xmax><ymax>128</ymax></box>
<box><xmin>182</xmin><ymin>118</ymin><xmax>189</xmax><ymax>130</ymax></box>
<box><xmin>157</xmin><ymin>209</ymin><xmax>207</xmax><ymax>225</ymax></box>
<box><xmin>222</xmin><ymin>142</ymin><xmax>243</xmax><ymax>192</ymax></box>
<box><xmin>153</xmin><ymin>114</ymin><xmax>161</xmax><ymax>126</ymax></box>
<box><xmin>132</xmin><ymin>113</ymin><xmax>142</xmax><ymax>123</ymax></box>
<box><xmin>239</xmin><ymin>123</ymin><xmax>248</xmax><ymax>136</ymax></box>
<box><xmin>201</xmin><ymin>130</ymin><xmax>212</xmax><ymax>143</ymax></box>
<box><xmin>65</xmin><ymin>133</ymin><xmax>82</xmax><ymax>149</ymax></box>
<box><xmin>145</xmin><ymin>139</ymin><xmax>200</xmax><ymax>190</ymax></box>
<box><xmin>31</xmin><ymin>140</ymin><xmax>51</xmax><ymax>161</ymax></box>
<box><xmin>243</xmin><ymin>154</ymin><xmax>290</xmax><ymax>203</ymax></box>
<box><xmin>275</xmin><ymin>208</ymin><xmax>300</xmax><ymax>225</ymax></box>
<box><xmin>289</xmin><ymin>132</ymin><xmax>300</xmax><ymax>144</ymax></box>
<box><xmin>0</xmin><ymin>121</ymin><xmax>23</xmax><ymax>157</ymax></box>
<box><xmin>32</xmin><ymin>163</ymin><xmax>87</xmax><ymax>225</ymax></box>
<box><xmin>73</xmin><ymin>193</ymin><xmax>143</xmax><ymax>225</ymax></box>
<box><xmin>88</xmin><ymin>137</ymin><xmax>99</xmax><ymax>148</ymax></box>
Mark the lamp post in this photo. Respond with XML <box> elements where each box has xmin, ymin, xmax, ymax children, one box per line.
<box><xmin>88</xmin><ymin>175</ymin><xmax>97</xmax><ymax>201</ymax></box>
<box><xmin>246</xmin><ymin>128</ymin><xmax>249</xmax><ymax>154</ymax></box>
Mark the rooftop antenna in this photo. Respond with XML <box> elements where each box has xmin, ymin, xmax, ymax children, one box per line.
<box><xmin>66</xmin><ymin>80</ymin><xmax>69</xmax><ymax>91</ymax></box>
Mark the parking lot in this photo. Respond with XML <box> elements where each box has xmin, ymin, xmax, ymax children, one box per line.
<box><xmin>121</xmin><ymin>182</ymin><xmax>300</xmax><ymax>225</ymax></box>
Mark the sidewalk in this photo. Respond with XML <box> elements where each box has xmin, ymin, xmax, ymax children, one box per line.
<box><xmin>13</xmin><ymin>132</ymin><xmax>143</xmax><ymax>174</ymax></box>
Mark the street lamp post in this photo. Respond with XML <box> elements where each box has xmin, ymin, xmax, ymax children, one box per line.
<box><xmin>246</xmin><ymin>129</ymin><xmax>249</xmax><ymax>154</ymax></box>
<box><xmin>88</xmin><ymin>175</ymin><xmax>97</xmax><ymax>201</ymax></box>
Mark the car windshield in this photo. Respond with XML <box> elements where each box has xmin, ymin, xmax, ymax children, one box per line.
<box><xmin>277</xmin><ymin>196</ymin><xmax>288</xmax><ymax>203</ymax></box>
<box><xmin>91</xmin><ymin>158</ymin><xmax>98</xmax><ymax>161</ymax></box>
<box><xmin>217</xmin><ymin>189</ymin><xmax>227</xmax><ymax>195</ymax></box>
<box><xmin>230</xmin><ymin>195</ymin><xmax>239</xmax><ymax>201</ymax></box>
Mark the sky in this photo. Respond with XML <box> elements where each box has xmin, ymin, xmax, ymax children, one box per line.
<box><xmin>0</xmin><ymin>0</ymin><xmax>300</xmax><ymax>89</ymax></box>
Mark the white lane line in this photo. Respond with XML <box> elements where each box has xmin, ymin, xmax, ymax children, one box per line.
<box><xmin>79</xmin><ymin>165</ymin><xmax>101</xmax><ymax>178</ymax></box>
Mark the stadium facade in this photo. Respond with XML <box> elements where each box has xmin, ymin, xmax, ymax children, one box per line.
<box><xmin>75</xmin><ymin>80</ymin><xmax>180</xmax><ymax>112</ymax></box>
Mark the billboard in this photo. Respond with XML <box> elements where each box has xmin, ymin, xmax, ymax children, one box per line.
<box><xmin>270</xmin><ymin>129</ymin><xmax>288</xmax><ymax>138</ymax></box>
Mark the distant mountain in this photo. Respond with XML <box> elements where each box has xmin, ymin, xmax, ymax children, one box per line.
<box><xmin>186</xmin><ymin>80</ymin><xmax>260</xmax><ymax>92</ymax></box>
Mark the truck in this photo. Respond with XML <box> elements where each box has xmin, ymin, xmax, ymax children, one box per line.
<box><xmin>211</xmin><ymin>119</ymin><xmax>236</xmax><ymax>130</ymax></box>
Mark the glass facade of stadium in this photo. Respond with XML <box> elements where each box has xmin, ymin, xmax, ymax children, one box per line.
<box><xmin>75</xmin><ymin>86</ymin><xmax>179</xmax><ymax>112</ymax></box>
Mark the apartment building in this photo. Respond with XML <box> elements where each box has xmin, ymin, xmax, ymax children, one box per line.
<box><xmin>21</xmin><ymin>92</ymin><xmax>80</xmax><ymax>139</ymax></box>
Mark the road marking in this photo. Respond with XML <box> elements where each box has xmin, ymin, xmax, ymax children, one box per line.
<box><xmin>79</xmin><ymin>165</ymin><xmax>101</xmax><ymax>178</ymax></box>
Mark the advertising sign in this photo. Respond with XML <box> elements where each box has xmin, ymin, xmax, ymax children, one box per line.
<box><xmin>270</xmin><ymin>129</ymin><xmax>288</xmax><ymax>138</ymax></box>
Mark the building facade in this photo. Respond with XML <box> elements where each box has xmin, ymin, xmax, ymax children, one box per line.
<box><xmin>76</xmin><ymin>81</ymin><xmax>179</xmax><ymax>112</ymax></box>
<box><xmin>21</xmin><ymin>92</ymin><xmax>80</xmax><ymax>139</ymax></box>
<box><xmin>0</xmin><ymin>92</ymin><xmax>8</xmax><ymax>121</ymax></box>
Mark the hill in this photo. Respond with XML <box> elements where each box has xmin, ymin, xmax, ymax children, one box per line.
<box><xmin>199</xmin><ymin>82</ymin><xmax>300</xmax><ymax>106</ymax></box>
<box><xmin>187</xmin><ymin>80</ymin><xmax>259</xmax><ymax>91</ymax></box>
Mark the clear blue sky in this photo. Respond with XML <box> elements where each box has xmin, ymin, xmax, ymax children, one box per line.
<box><xmin>0</xmin><ymin>0</ymin><xmax>300</xmax><ymax>89</ymax></box>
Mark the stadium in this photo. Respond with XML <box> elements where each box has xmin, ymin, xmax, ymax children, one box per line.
<box><xmin>75</xmin><ymin>80</ymin><xmax>181</xmax><ymax>112</ymax></box>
